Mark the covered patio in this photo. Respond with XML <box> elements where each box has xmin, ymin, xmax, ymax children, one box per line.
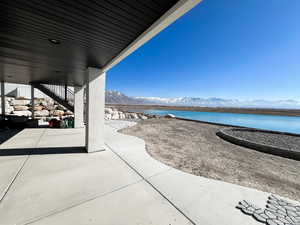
<box><xmin>0</xmin><ymin>0</ymin><xmax>201</xmax><ymax>152</ymax></box>
<box><xmin>0</xmin><ymin>122</ymin><xmax>274</xmax><ymax>225</ymax></box>
<box><xmin>1</xmin><ymin>1</ymin><xmax>297</xmax><ymax>225</ymax></box>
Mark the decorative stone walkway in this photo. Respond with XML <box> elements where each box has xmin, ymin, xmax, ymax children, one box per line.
<box><xmin>237</xmin><ymin>195</ymin><xmax>300</xmax><ymax>225</ymax></box>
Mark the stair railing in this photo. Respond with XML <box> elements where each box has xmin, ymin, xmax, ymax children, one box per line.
<box><xmin>42</xmin><ymin>84</ymin><xmax>74</xmax><ymax>106</ymax></box>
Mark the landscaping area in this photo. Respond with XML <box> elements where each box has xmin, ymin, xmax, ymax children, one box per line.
<box><xmin>120</xmin><ymin>118</ymin><xmax>300</xmax><ymax>201</ymax></box>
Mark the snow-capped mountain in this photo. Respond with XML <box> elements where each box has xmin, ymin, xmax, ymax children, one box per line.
<box><xmin>105</xmin><ymin>90</ymin><xmax>143</xmax><ymax>104</ymax></box>
<box><xmin>106</xmin><ymin>90</ymin><xmax>300</xmax><ymax>109</ymax></box>
<box><xmin>136</xmin><ymin>96</ymin><xmax>300</xmax><ymax>108</ymax></box>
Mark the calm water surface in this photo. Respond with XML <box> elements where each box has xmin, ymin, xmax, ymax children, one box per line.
<box><xmin>143</xmin><ymin>109</ymin><xmax>300</xmax><ymax>134</ymax></box>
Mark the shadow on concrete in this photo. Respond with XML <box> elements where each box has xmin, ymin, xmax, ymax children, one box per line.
<box><xmin>0</xmin><ymin>129</ymin><xmax>23</xmax><ymax>145</ymax></box>
<box><xmin>0</xmin><ymin>147</ymin><xmax>86</xmax><ymax>156</ymax></box>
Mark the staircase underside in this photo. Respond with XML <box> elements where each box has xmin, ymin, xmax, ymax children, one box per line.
<box><xmin>33</xmin><ymin>83</ymin><xmax>74</xmax><ymax>112</ymax></box>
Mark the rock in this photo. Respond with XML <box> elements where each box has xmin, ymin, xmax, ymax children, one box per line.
<box><xmin>131</xmin><ymin>113</ymin><xmax>139</xmax><ymax>119</ymax></box>
<box><xmin>64</xmin><ymin>110</ymin><xmax>73</xmax><ymax>115</ymax></box>
<box><xmin>14</xmin><ymin>105</ymin><xmax>29</xmax><ymax>111</ymax></box>
<box><xmin>146</xmin><ymin>114</ymin><xmax>154</xmax><ymax>118</ymax></box>
<box><xmin>34</xmin><ymin>110</ymin><xmax>49</xmax><ymax>117</ymax></box>
<box><xmin>0</xmin><ymin>100</ymin><xmax>14</xmax><ymax>114</ymax></box>
<box><xmin>265</xmin><ymin>209</ymin><xmax>277</xmax><ymax>219</ymax></box>
<box><xmin>0</xmin><ymin>107</ymin><xmax>13</xmax><ymax>114</ymax></box>
<box><xmin>12</xmin><ymin>110</ymin><xmax>32</xmax><ymax>117</ymax></box>
<box><xmin>52</xmin><ymin>110</ymin><xmax>64</xmax><ymax>116</ymax></box>
<box><xmin>140</xmin><ymin>115</ymin><xmax>148</xmax><ymax>120</ymax></box>
<box><xmin>11</xmin><ymin>99</ymin><xmax>30</xmax><ymax>106</ymax></box>
<box><xmin>34</xmin><ymin>105</ymin><xmax>43</xmax><ymax>111</ymax></box>
<box><xmin>105</xmin><ymin>114</ymin><xmax>112</xmax><ymax>120</ymax></box>
<box><xmin>253</xmin><ymin>210</ymin><xmax>268</xmax><ymax>223</ymax></box>
<box><xmin>47</xmin><ymin>105</ymin><xmax>57</xmax><ymax>111</ymax></box>
<box><xmin>105</xmin><ymin>108</ymin><xmax>113</xmax><ymax>114</ymax></box>
<box><xmin>5</xmin><ymin>97</ymin><xmax>14</xmax><ymax>103</ymax></box>
<box><xmin>44</xmin><ymin>99</ymin><xmax>54</xmax><ymax>107</ymax></box>
<box><xmin>266</xmin><ymin>218</ymin><xmax>284</xmax><ymax>225</ymax></box>
<box><xmin>238</xmin><ymin>195</ymin><xmax>300</xmax><ymax>225</ymax></box>
<box><xmin>284</xmin><ymin>205</ymin><xmax>297</xmax><ymax>212</ymax></box>
<box><xmin>34</xmin><ymin>98</ymin><xmax>43</xmax><ymax>104</ymax></box>
<box><xmin>111</xmin><ymin>111</ymin><xmax>119</xmax><ymax>120</ymax></box>
<box><xmin>56</xmin><ymin>105</ymin><xmax>66</xmax><ymax>110</ymax></box>
<box><xmin>124</xmin><ymin>113</ymin><xmax>131</xmax><ymax>119</ymax></box>
<box><xmin>40</xmin><ymin>101</ymin><xmax>49</xmax><ymax>107</ymax></box>
<box><xmin>287</xmin><ymin>210</ymin><xmax>298</xmax><ymax>217</ymax></box>
<box><xmin>119</xmin><ymin>112</ymin><xmax>126</xmax><ymax>120</ymax></box>
<box><xmin>165</xmin><ymin>114</ymin><xmax>176</xmax><ymax>118</ymax></box>
<box><xmin>7</xmin><ymin>106</ymin><xmax>14</xmax><ymax>114</ymax></box>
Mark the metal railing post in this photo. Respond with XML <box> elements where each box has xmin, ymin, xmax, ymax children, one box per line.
<box><xmin>31</xmin><ymin>85</ymin><xmax>35</xmax><ymax>119</ymax></box>
<box><xmin>1</xmin><ymin>81</ymin><xmax>5</xmax><ymax>117</ymax></box>
<box><xmin>64</xmin><ymin>84</ymin><xmax>67</xmax><ymax>101</ymax></box>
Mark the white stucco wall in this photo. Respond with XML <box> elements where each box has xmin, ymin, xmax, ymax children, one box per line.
<box><xmin>0</xmin><ymin>83</ymin><xmax>46</xmax><ymax>99</ymax></box>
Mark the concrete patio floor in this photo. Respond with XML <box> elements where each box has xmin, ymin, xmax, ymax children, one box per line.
<box><xmin>0</xmin><ymin>121</ymin><xmax>297</xmax><ymax>225</ymax></box>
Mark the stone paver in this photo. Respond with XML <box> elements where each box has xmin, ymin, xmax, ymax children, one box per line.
<box><xmin>237</xmin><ymin>195</ymin><xmax>300</xmax><ymax>225</ymax></box>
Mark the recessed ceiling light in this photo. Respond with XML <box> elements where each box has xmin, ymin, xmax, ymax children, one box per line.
<box><xmin>48</xmin><ymin>38</ymin><xmax>61</xmax><ymax>45</ymax></box>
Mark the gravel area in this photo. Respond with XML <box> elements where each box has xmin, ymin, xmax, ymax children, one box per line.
<box><xmin>225</xmin><ymin>129</ymin><xmax>300</xmax><ymax>152</ymax></box>
<box><xmin>120</xmin><ymin>118</ymin><xmax>300</xmax><ymax>201</ymax></box>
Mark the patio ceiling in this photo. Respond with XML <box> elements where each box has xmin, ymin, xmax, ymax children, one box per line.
<box><xmin>0</xmin><ymin>0</ymin><xmax>199</xmax><ymax>86</ymax></box>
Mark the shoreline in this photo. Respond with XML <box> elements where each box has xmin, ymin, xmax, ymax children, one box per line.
<box><xmin>107</xmin><ymin>104</ymin><xmax>300</xmax><ymax>117</ymax></box>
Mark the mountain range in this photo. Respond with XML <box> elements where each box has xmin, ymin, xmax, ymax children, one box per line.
<box><xmin>105</xmin><ymin>90</ymin><xmax>300</xmax><ymax>109</ymax></box>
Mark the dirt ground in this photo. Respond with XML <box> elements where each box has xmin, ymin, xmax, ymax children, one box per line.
<box><xmin>120</xmin><ymin>118</ymin><xmax>300</xmax><ymax>201</ymax></box>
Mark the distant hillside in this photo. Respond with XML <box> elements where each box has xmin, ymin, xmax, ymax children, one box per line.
<box><xmin>105</xmin><ymin>90</ymin><xmax>300</xmax><ymax>109</ymax></box>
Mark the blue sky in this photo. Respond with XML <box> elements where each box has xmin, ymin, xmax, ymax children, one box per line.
<box><xmin>107</xmin><ymin>0</ymin><xmax>300</xmax><ymax>101</ymax></box>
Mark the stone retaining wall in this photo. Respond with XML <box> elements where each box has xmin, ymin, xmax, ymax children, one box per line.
<box><xmin>104</xmin><ymin>107</ymin><xmax>160</xmax><ymax>121</ymax></box>
<box><xmin>0</xmin><ymin>97</ymin><xmax>73</xmax><ymax>120</ymax></box>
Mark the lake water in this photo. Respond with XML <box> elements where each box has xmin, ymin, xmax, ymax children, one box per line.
<box><xmin>142</xmin><ymin>109</ymin><xmax>300</xmax><ymax>134</ymax></box>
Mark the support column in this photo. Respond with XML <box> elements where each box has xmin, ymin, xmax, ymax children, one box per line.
<box><xmin>74</xmin><ymin>86</ymin><xmax>84</xmax><ymax>128</ymax></box>
<box><xmin>31</xmin><ymin>85</ymin><xmax>35</xmax><ymax>119</ymax></box>
<box><xmin>1</xmin><ymin>81</ymin><xmax>5</xmax><ymax>117</ymax></box>
<box><xmin>85</xmin><ymin>67</ymin><xmax>106</xmax><ymax>153</ymax></box>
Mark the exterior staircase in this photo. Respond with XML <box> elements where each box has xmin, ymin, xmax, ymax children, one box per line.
<box><xmin>33</xmin><ymin>83</ymin><xmax>74</xmax><ymax>112</ymax></box>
